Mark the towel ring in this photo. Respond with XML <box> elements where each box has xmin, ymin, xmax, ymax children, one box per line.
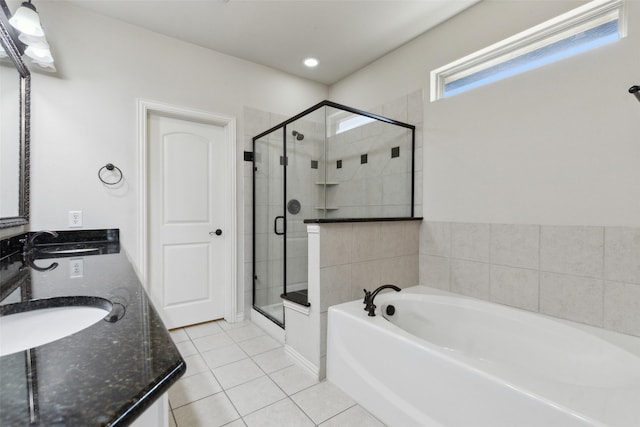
<box><xmin>98</xmin><ymin>163</ymin><xmax>123</xmax><ymax>185</ymax></box>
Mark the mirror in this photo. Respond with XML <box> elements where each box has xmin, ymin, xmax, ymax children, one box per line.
<box><xmin>0</xmin><ymin>3</ymin><xmax>30</xmax><ymax>228</ymax></box>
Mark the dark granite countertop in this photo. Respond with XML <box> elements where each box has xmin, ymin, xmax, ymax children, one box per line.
<box><xmin>0</xmin><ymin>230</ymin><xmax>186</xmax><ymax>426</ymax></box>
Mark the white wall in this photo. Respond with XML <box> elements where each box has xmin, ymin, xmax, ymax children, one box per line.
<box><xmin>10</xmin><ymin>1</ymin><xmax>327</xmax><ymax>317</ymax></box>
<box><xmin>330</xmin><ymin>0</ymin><xmax>640</xmax><ymax>227</ymax></box>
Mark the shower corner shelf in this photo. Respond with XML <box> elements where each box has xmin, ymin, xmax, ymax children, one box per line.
<box><xmin>315</xmin><ymin>181</ymin><xmax>339</xmax><ymax>185</ymax></box>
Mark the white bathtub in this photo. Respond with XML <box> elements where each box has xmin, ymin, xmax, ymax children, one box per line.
<box><xmin>326</xmin><ymin>286</ymin><xmax>640</xmax><ymax>427</ymax></box>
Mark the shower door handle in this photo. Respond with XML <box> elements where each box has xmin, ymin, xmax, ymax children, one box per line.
<box><xmin>274</xmin><ymin>216</ymin><xmax>286</xmax><ymax>236</ymax></box>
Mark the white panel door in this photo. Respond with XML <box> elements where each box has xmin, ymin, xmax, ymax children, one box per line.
<box><xmin>148</xmin><ymin>113</ymin><xmax>229</xmax><ymax>329</ymax></box>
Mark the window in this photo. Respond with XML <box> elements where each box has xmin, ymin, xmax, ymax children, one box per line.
<box><xmin>430</xmin><ymin>0</ymin><xmax>626</xmax><ymax>101</ymax></box>
<box><xmin>335</xmin><ymin>114</ymin><xmax>376</xmax><ymax>135</ymax></box>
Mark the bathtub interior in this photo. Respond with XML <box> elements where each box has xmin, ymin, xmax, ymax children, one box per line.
<box><xmin>379</xmin><ymin>294</ymin><xmax>640</xmax><ymax>388</ymax></box>
<box><xmin>327</xmin><ymin>286</ymin><xmax>640</xmax><ymax>427</ymax></box>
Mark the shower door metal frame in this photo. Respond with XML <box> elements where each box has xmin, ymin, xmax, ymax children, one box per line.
<box><xmin>252</xmin><ymin>100</ymin><xmax>417</xmax><ymax>328</ymax></box>
<box><xmin>252</xmin><ymin>130</ymin><xmax>288</xmax><ymax>328</ymax></box>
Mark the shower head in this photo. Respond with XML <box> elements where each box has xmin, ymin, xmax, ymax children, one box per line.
<box><xmin>291</xmin><ymin>130</ymin><xmax>304</xmax><ymax>141</ymax></box>
<box><xmin>630</xmin><ymin>85</ymin><xmax>640</xmax><ymax>103</ymax></box>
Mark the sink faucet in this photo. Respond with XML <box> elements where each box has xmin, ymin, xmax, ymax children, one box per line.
<box><xmin>363</xmin><ymin>284</ymin><xmax>401</xmax><ymax>317</ymax></box>
<box><xmin>22</xmin><ymin>230</ymin><xmax>59</xmax><ymax>255</ymax></box>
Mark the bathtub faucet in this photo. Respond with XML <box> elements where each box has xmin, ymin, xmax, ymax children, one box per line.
<box><xmin>363</xmin><ymin>284</ymin><xmax>401</xmax><ymax>317</ymax></box>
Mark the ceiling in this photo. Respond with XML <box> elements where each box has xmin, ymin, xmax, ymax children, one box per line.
<box><xmin>65</xmin><ymin>0</ymin><xmax>480</xmax><ymax>85</ymax></box>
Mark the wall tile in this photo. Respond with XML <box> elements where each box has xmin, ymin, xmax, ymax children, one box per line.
<box><xmin>244</xmin><ymin>233</ymin><xmax>254</xmax><ymax>261</ymax></box>
<box><xmin>490</xmin><ymin>265</ymin><xmax>539</xmax><ymax>312</ymax></box>
<box><xmin>452</xmin><ymin>223</ymin><xmax>490</xmax><ymax>262</ymax></box>
<box><xmin>378</xmin><ymin>256</ymin><xmax>414</xmax><ymax>288</ymax></box>
<box><xmin>350</xmin><ymin>260</ymin><xmax>382</xmax><ymax>300</ymax></box>
<box><xmin>540</xmin><ymin>272</ymin><xmax>603</xmax><ymax>327</ymax></box>
<box><xmin>351</xmin><ymin>223</ymin><xmax>380</xmax><ymax>262</ymax></box>
<box><xmin>378</xmin><ymin>222</ymin><xmax>406</xmax><ymax>258</ymax></box>
<box><xmin>413</xmin><ymin>171</ymin><xmax>423</xmax><ymax>209</ymax></box>
<box><xmin>320</xmin><ymin>312</ymin><xmax>329</xmax><ymax>356</ymax></box>
<box><xmin>604</xmin><ymin>227</ymin><xmax>640</xmax><ymax>285</ymax></box>
<box><xmin>398</xmin><ymin>255</ymin><xmax>419</xmax><ymax>287</ymax></box>
<box><xmin>382</xmin><ymin>174</ymin><xmax>412</xmax><ymax>206</ymax></box>
<box><xmin>419</xmin><ymin>255</ymin><xmax>450</xmax><ymax>290</ymax></box>
<box><xmin>414</xmin><ymin>126</ymin><xmax>423</xmax><ymax>149</ymax></box>
<box><xmin>319</xmin><ymin>224</ymin><xmax>352</xmax><ymax>267</ymax></box>
<box><xmin>404</xmin><ymin>222</ymin><xmax>421</xmax><ymax>255</ymax></box>
<box><xmin>604</xmin><ymin>281</ymin><xmax>640</xmax><ymax>337</ymax></box>
<box><xmin>450</xmin><ymin>259</ymin><xmax>490</xmax><ymax>300</ymax></box>
<box><xmin>490</xmin><ymin>224</ymin><xmax>539</xmax><ymax>269</ymax></box>
<box><xmin>414</xmin><ymin>147</ymin><xmax>423</xmax><ymax>173</ymax></box>
<box><xmin>420</xmin><ymin>221</ymin><xmax>451</xmax><ymax>257</ymax></box>
<box><xmin>320</xmin><ymin>264</ymin><xmax>352</xmax><ymax>312</ymax></box>
<box><xmin>383</xmin><ymin>96</ymin><xmax>407</xmax><ymax>123</ymax></box>
<box><xmin>244</xmin><ymin>290</ymin><xmax>252</xmax><ymax>315</ymax></box>
<box><xmin>381</xmin><ymin>205</ymin><xmax>408</xmax><ymax>217</ymax></box>
<box><xmin>540</xmin><ymin>226</ymin><xmax>604</xmax><ymax>278</ymax></box>
<box><xmin>243</xmin><ymin>107</ymin><xmax>271</xmax><ymax>138</ymax></box>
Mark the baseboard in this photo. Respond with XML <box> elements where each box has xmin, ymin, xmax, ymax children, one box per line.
<box><xmin>284</xmin><ymin>344</ymin><xmax>320</xmax><ymax>379</ymax></box>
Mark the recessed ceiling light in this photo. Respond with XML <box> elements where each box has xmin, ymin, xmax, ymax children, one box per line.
<box><xmin>303</xmin><ymin>57</ymin><xmax>319</xmax><ymax>68</ymax></box>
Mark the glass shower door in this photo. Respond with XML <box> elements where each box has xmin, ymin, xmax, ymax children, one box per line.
<box><xmin>282</xmin><ymin>112</ymin><xmax>323</xmax><ymax>305</ymax></box>
<box><xmin>253</xmin><ymin>128</ymin><xmax>285</xmax><ymax>325</ymax></box>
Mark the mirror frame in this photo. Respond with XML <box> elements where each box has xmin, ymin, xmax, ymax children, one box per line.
<box><xmin>0</xmin><ymin>2</ymin><xmax>30</xmax><ymax>229</ymax></box>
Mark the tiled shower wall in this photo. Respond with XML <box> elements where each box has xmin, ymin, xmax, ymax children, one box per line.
<box><xmin>322</xmin><ymin>116</ymin><xmax>414</xmax><ymax>218</ymax></box>
<box><xmin>243</xmin><ymin>91</ymin><xmax>424</xmax><ymax>316</ymax></box>
<box><xmin>420</xmin><ymin>221</ymin><xmax>640</xmax><ymax>337</ymax></box>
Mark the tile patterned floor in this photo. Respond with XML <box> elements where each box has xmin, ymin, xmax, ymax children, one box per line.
<box><xmin>168</xmin><ymin>319</ymin><xmax>385</xmax><ymax>427</ymax></box>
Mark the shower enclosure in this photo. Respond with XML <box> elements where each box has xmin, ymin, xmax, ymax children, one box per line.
<box><xmin>252</xmin><ymin>101</ymin><xmax>415</xmax><ymax>327</ymax></box>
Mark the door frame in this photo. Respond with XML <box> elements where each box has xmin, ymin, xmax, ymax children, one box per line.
<box><xmin>136</xmin><ymin>99</ymin><xmax>237</xmax><ymax>323</ymax></box>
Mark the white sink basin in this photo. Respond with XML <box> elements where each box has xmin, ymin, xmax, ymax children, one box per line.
<box><xmin>0</xmin><ymin>302</ymin><xmax>110</xmax><ymax>357</ymax></box>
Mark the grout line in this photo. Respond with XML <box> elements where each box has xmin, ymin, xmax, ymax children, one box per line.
<box><xmin>170</xmin><ymin>388</ymin><xmax>227</xmax><ymax>411</ymax></box>
<box><xmin>538</xmin><ymin>224</ymin><xmax>542</xmax><ymax>313</ymax></box>
<box><xmin>220</xmin><ymin>417</ymin><xmax>247</xmax><ymax>427</ymax></box>
<box><xmin>601</xmin><ymin>226</ymin><xmax>606</xmax><ymax>325</ymax></box>
<box><xmin>317</xmin><ymin>402</ymin><xmax>363</xmax><ymax>426</ymax></box>
<box><xmin>447</xmin><ymin>222</ymin><xmax>452</xmax><ymax>291</ymax></box>
<box><xmin>236</xmin><ymin>395</ymin><xmax>289</xmax><ymax>419</ymax></box>
<box><xmin>168</xmin><ymin>408</ymin><xmax>177</xmax><ymax>427</ymax></box>
<box><xmin>288</xmin><ymin>395</ymin><xmax>322</xmax><ymax>426</ymax></box>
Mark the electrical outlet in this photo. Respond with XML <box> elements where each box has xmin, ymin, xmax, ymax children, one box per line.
<box><xmin>70</xmin><ymin>258</ymin><xmax>83</xmax><ymax>278</ymax></box>
<box><xmin>68</xmin><ymin>210</ymin><xmax>82</xmax><ymax>228</ymax></box>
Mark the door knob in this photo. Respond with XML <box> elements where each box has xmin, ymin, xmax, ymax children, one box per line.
<box><xmin>210</xmin><ymin>229</ymin><xmax>222</xmax><ymax>236</ymax></box>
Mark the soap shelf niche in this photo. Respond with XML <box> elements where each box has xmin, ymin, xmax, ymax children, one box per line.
<box><xmin>314</xmin><ymin>181</ymin><xmax>339</xmax><ymax>211</ymax></box>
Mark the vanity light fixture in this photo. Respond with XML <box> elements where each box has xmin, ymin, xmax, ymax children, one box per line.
<box><xmin>9</xmin><ymin>0</ymin><xmax>55</xmax><ymax>72</ymax></box>
<box><xmin>303</xmin><ymin>57</ymin><xmax>319</xmax><ymax>68</ymax></box>
<box><xmin>18</xmin><ymin>33</ymin><xmax>48</xmax><ymax>49</ymax></box>
<box><xmin>8</xmin><ymin>1</ymin><xmax>43</xmax><ymax>36</ymax></box>
<box><xmin>24</xmin><ymin>45</ymin><xmax>52</xmax><ymax>63</ymax></box>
